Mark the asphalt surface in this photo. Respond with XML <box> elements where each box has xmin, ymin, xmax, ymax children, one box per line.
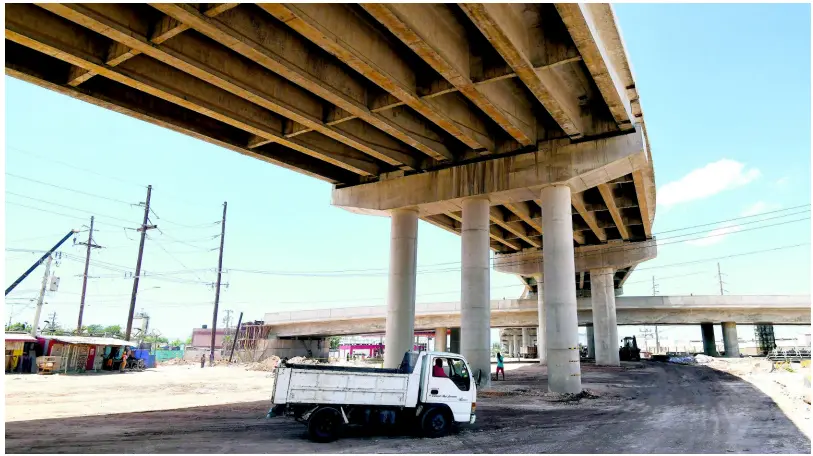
<box><xmin>5</xmin><ymin>362</ymin><xmax>810</xmax><ymax>453</ymax></box>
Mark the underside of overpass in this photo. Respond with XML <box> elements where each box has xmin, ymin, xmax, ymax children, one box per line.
<box><xmin>6</xmin><ymin>3</ymin><xmax>657</xmax><ymax>392</ymax></box>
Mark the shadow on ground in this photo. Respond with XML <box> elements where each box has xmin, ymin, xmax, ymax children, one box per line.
<box><xmin>5</xmin><ymin>362</ymin><xmax>810</xmax><ymax>453</ymax></box>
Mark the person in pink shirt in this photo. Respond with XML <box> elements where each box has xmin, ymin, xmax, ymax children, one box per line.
<box><xmin>432</xmin><ymin>358</ymin><xmax>447</xmax><ymax>377</ymax></box>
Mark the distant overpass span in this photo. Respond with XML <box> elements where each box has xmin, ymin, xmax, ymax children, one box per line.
<box><xmin>262</xmin><ymin>295</ymin><xmax>811</xmax><ymax>337</ymax></box>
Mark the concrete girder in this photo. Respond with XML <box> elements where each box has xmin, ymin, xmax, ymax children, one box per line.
<box><xmin>571</xmin><ymin>190</ymin><xmax>607</xmax><ymax>242</ymax></box>
<box><xmin>66</xmin><ymin>4</ymin><xmax>237</xmax><ymax>87</ymax></box>
<box><xmin>554</xmin><ymin>4</ymin><xmax>635</xmax><ymax>131</ymax></box>
<box><xmin>597</xmin><ymin>183</ymin><xmax>630</xmax><ymax>240</ymax></box>
<box><xmin>4</xmin><ymin>60</ymin><xmax>357</xmax><ymax>186</ymax></box>
<box><xmin>362</xmin><ymin>4</ymin><xmax>536</xmax><ymax>146</ymax></box>
<box><xmin>37</xmin><ymin>3</ymin><xmax>423</xmax><ymax>172</ymax></box>
<box><xmin>459</xmin><ymin>3</ymin><xmax>589</xmax><ymax>140</ymax></box>
<box><xmin>332</xmin><ymin>129</ymin><xmax>648</xmax><ymax>216</ymax></box>
<box><xmin>503</xmin><ymin>201</ymin><xmax>544</xmax><ymax>236</ymax></box>
<box><xmin>489</xmin><ymin>206</ymin><xmax>541</xmax><ymax>248</ymax></box>
<box><xmin>6</xmin><ymin>10</ymin><xmax>387</xmax><ymax>178</ymax></box>
<box><xmin>446</xmin><ymin>211</ymin><xmax>521</xmax><ymax>251</ymax></box>
<box><xmin>149</xmin><ymin>3</ymin><xmax>441</xmax><ymax>167</ymax></box>
<box><xmin>493</xmin><ymin>239</ymin><xmax>657</xmax><ymax>277</ymax></box>
<box><xmin>632</xmin><ymin>169</ymin><xmax>654</xmax><ymax>238</ymax></box>
<box><xmin>262</xmin><ymin>3</ymin><xmax>498</xmax><ymax>154</ymax></box>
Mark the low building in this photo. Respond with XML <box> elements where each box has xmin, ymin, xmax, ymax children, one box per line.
<box><xmin>38</xmin><ymin>335</ymin><xmax>137</xmax><ymax>372</ymax></box>
<box><xmin>190</xmin><ymin>325</ymin><xmax>228</xmax><ymax>348</ymax></box>
<box><xmin>5</xmin><ymin>332</ymin><xmax>38</xmax><ymax>373</ymax></box>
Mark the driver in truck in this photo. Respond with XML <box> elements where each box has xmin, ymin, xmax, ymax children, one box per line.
<box><xmin>432</xmin><ymin>358</ymin><xmax>447</xmax><ymax>377</ymax></box>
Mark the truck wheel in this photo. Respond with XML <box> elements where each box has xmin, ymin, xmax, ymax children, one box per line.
<box><xmin>421</xmin><ymin>407</ymin><xmax>451</xmax><ymax>438</ymax></box>
<box><xmin>307</xmin><ymin>407</ymin><xmax>342</xmax><ymax>443</ymax></box>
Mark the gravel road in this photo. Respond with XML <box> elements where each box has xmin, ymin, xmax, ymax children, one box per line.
<box><xmin>5</xmin><ymin>362</ymin><xmax>809</xmax><ymax>453</ymax></box>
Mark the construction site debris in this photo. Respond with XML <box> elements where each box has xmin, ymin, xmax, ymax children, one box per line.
<box><xmin>159</xmin><ymin>358</ymin><xmax>195</xmax><ymax>366</ymax></box>
<box><xmin>287</xmin><ymin>356</ymin><xmax>321</xmax><ymax>365</ymax></box>
<box><xmin>694</xmin><ymin>354</ymin><xmax>714</xmax><ymax>364</ymax></box>
<box><xmin>245</xmin><ymin>356</ymin><xmax>281</xmax><ymax>372</ymax></box>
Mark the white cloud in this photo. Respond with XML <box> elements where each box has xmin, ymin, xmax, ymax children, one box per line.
<box><xmin>658</xmin><ymin>159</ymin><xmax>761</xmax><ymax>207</ymax></box>
<box><xmin>686</xmin><ymin>225</ymin><xmax>741</xmax><ymax>247</ymax></box>
<box><xmin>740</xmin><ymin>201</ymin><xmax>780</xmax><ymax>217</ymax></box>
<box><xmin>775</xmin><ymin>177</ymin><xmax>790</xmax><ymax>187</ymax></box>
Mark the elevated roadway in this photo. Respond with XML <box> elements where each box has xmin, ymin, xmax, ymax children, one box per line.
<box><xmin>262</xmin><ymin>295</ymin><xmax>812</xmax><ymax>337</ymax></box>
<box><xmin>6</xmin><ymin>3</ymin><xmax>657</xmax><ymax>391</ymax></box>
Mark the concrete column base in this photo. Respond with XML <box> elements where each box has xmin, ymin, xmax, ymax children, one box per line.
<box><xmin>449</xmin><ymin>328</ymin><xmax>461</xmax><ymax>354</ymax></box>
<box><xmin>383</xmin><ymin>209</ymin><xmax>418</xmax><ymax>368</ymax></box>
<box><xmin>721</xmin><ymin>322</ymin><xmax>740</xmax><ymax>358</ymax></box>
<box><xmin>586</xmin><ymin>325</ymin><xmax>595</xmax><ymax>359</ymax></box>
<box><xmin>461</xmin><ymin>197</ymin><xmax>491</xmax><ymax>388</ymax></box>
<box><xmin>541</xmin><ymin>185</ymin><xmax>581</xmax><ymax>394</ymax></box>
<box><xmin>701</xmin><ymin>322</ymin><xmax>718</xmax><ymax>357</ymax></box>
<box><xmin>435</xmin><ymin>327</ymin><xmax>448</xmax><ymax>352</ymax></box>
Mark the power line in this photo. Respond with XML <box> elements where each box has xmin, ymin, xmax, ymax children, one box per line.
<box><xmin>6</xmin><ymin>145</ymin><xmax>147</xmax><ymax>189</ymax></box>
<box><xmin>6</xmin><ymin>191</ymin><xmax>141</xmax><ymax>226</ymax></box>
<box><xmin>6</xmin><ymin>202</ymin><xmax>131</xmax><ymax>229</ymax></box>
<box><xmin>655</xmin><ymin>203</ymin><xmax>810</xmax><ymax>234</ymax></box>
<box><xmin>6</xmin><ymin>172</ymin><xmax>135</xmax><ymax>205</ymax></box>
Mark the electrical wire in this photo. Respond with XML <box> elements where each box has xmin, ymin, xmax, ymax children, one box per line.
<box><xmin>6</xmin><ymin>191</ymin><xmax>141</xmax><ymax>226</ymax></box>
<box><xmin>6</xmin><ymin>172</ymin><xmax>135</xmax><ymax>205</ymax></box>
<box><xmin>6</xmin><ymin>202</ymin><xmax>130</xmax><ymax>229</ymax></box>
<box><xmin>6</xmin><ymin>145</ymin><xmax>147</xmax><ymax>189</ymax></box>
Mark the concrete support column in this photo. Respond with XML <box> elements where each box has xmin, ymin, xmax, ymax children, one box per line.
<box><xmin>512</xmin><ymin>333</ymin><xmax>519</xmax><ymax>357</ymax></box>
<box><xmin>721</xmin><ymin>322</ymin><xmax>740</xmax><ymax>358</ymax></box>
<box><xmin>591</xmin><ymin>267</ymin><xmax>620</xmax><ymax>366</ymax></box>
<box><xmin>435</xmin><ymin>327</ymin><xmax>448</xmax><ymax>352</ymax></box>
<box><xmin>701</xmin><ymin>322</ymin><xmax>718</xmax><ymax>357</ymax></box>
<box><xmin>383</xmin><ymin>209</ymin><xmax>419</xmax><ymax>369</ymax></box>
<box><xmin>535</xmin><ymin>276</ymin><xmax>547</xmax><ymax>365</ymax></box>
<box><xmin>541</xmin><ymin>185</ymin><xmax>581</xmax><ymax>394</ymax></box>
<box><xmin>461</xmin><ymin>197</ymin><xmax>491</xmax><ymax>387</ymax></box>
<box><xmin>522</xmin><ymin>328</ymin><xmax>530</xmax><ymax>354</ymax></box>
<box><xmin>586</xmin><ymin>325</ymin><xmax>595</xmax><ymax>359</ymax></box>
<box><xmin>449</xmin><ymin>328</ymin><xmax>461</xmax><ymax>354</ymax></box>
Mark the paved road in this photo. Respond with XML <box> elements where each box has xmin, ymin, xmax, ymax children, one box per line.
<box><xmin>5</xmin><ymin>363</ymin><xmax>810</xmax><ymax>453</ymax></box>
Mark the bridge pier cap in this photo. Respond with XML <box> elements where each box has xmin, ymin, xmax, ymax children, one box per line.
<box><xmin>331</xmin><ymin>129</ymin><xmax>648</xmax><ymax>217</ymax></box>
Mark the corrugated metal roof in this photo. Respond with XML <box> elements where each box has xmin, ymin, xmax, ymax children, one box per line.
<box><xmin>43</xmin><ymin>335</ymin><xmax>137</xmax><ymax>347</ymax></box>
<box><xmin>4</xmin><ymin>332</ymin><xmax>38</xmax><ymax>342</ymax></box>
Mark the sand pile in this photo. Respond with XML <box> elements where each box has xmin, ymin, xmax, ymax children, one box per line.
<box><xmin>160</xmin><ymin>358</ymin><xmax>194</xmax><ymax>366</ymax></box>
<box><xmin>246</xmin><ymin>356</ymin><xmax>280</xmax><ymax>372</ymax></box>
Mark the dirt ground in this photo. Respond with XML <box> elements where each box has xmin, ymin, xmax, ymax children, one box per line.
<box><xmin>5</xmin><ymin>361</ymin><xmax>811</xmax><ymax>453</ymax></box>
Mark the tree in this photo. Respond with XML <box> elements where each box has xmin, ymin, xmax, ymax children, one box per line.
<box><xmin>85</xmin><ymin>324</ymin><xmax>104</xmax><ymax>335</ymax></box>
<box><xmin>103</xmin><ymin>325</ymin><xmax>123</xmax><ymax>337</ymax></box>
<box><xmin>184</xmin><ymin>336</ymin><xmax>192</xmax><ymax>345</ymax></box>
<box><xmin>329</xmin><ymin>336</ymin><xmax>341</xmax><ymax>350</ymax></box>
<box><xmin>170</xmin><ymin>339</ymin><xmax>184</xmax><ymax>347</ymax></box>
<box><xmin>7</xmin><ymin>322</ymin><xmax>30</xmax><ymax>332</ymax></box>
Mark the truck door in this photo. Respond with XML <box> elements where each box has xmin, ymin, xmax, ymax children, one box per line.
<box><xmin>422</xmin><ymin>355</ymin><xmax>473</xmax><ymax>422</ymax></box>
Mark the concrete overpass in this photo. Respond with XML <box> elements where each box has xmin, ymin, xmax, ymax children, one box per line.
<box><xmin>6</xmin><ymin>3</ymin><xmax>656</xmax><ymax>392</ymax></box>
<box><xmin>262</xmin><ymin>296</ymin><xmax>812</xmax><ymax>337</ymax></box>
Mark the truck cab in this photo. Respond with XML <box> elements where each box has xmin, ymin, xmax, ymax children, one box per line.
<box><xmin>269</xmin><ymin>351</ymin><xmax>477</xmax><ymax>442</ymax></box>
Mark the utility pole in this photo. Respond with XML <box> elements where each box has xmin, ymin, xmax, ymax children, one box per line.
<box><xmin>639</xmin><ymin>328</ymin><xmax>654</xmax><ymax>353</ymax></box>
<box><xmin>125</xmin><ymin>185</ymin><xmax>156</xmax><ymax>341</ymax></box>
<box><xmin>717</xmin><ymin>262</ymin><xmax>727</xmax><ymax>296</ymax></box>
<box><xmin>30</xmin><ymin>255</ymin><xmax>53</xmax><ymax>337</ymax></box>
<box><xmin>655</xmin><ymin>326</ymin><xmax>660</xmax><ymax>354</ymax></box>
<box><xmin>223</xmin><ymin>309</ymin><xmax>233</xmax><ymax>330</ymax></box>
<box><xmin>651</xmin><ymin>276</ymin><xmax>659</xmax><ymax>296</ymax></box>
<box><xmin>46</xmin><ymin>312</ymin><xmax>58</xmax><ymax>332</ymax></box>
<box><xmin>76</xmin><ymin>216</ymin><xmax>102</xmax><ymax>332</ymax></box>
<box><xmin>228</xmin><ymin>311</ymin><xmax>243</xmax><ymax>363</ymax></box>
<box><xmin>210</xmin><ymin>201</ymin><xmax>227</xmax><ymax>366</ymax></box>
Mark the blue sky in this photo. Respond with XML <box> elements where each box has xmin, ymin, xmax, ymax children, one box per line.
<box><xmin>3</xmin><ymin>4</ymin><xmax>811</xmax><ymax>344</ymax></box>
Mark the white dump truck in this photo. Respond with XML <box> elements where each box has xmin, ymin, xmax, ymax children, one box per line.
<box><xmin>268</xmin><ymin>351</ymin><xmax>479</xmax><ymax>442</ymax></box>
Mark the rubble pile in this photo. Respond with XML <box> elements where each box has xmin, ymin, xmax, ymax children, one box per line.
<box><xmin>246</xmin><ymin>356</ymin><xmax>281</xmax><ymax>372</ymax></box>
<box><xmin>287</xmin><ymin>356</ymin><xmax>321</xmax><ymax>365</ymax></box>
<box><xmin>160</xmin><ymin>358</ymin><xmax>194</xmax><ymax>366</ymax></box>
